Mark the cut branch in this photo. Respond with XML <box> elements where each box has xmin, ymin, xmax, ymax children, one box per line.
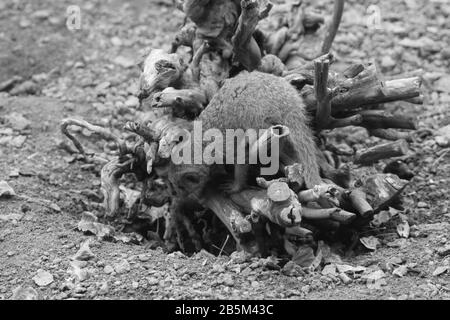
<box><xmin>302</xmin><ymin>207</ymin><xmax>356</xmax><ymax>224</ymax></box>
<box><xmin>348</xmin><ymin>189</ymin><xmax>373</xmax><ymax>218</ymax></box>
<box><xmin>331</xmin><ymin>77</ymin><xmax>422</xmax><ymax>112</ymax></box>
<box><xmin>354</xmin><ymin>139</ymin><xmax>409</xmax><ymax>165</ymax></box>
<box><xmin>358</xmin><ymin>110</ymin><xmax>417</xmax><ymax>130</ymax></box>
<box><xmin>231</xmin><ymin>0</ymin><xmax>262</xmax><ymax>71</ymax></box>
<box><xmin>314</xmin><ymin>58</ymin><xmax>332</xmax><ymax>130</ymax></box>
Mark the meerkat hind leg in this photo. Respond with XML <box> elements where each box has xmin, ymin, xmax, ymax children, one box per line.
<box><xmin>219</xmin><ymin>164</ymin><xmax>249</xmax><ymax>195</ymax></box>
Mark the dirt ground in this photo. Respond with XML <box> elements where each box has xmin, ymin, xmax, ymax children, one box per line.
<box><xmin>0</xmin><ymin>0</ymin><xmax>449</xmax><ymax>300</ymax></box>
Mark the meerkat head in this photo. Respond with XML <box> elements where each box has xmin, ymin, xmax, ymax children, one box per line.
<box><xmin>137</xmin><ymin>48</ymin><xmax>185</xmax><ymax>101</ymax></box>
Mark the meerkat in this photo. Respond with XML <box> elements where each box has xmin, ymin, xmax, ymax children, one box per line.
<box><xmin>169</xmin><ymin>71</ymin><xmax>322</xmax><ymax>199</ymax></box>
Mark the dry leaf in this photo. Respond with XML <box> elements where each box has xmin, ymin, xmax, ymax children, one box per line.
<box><xmin>360</xmin><ymin>236</ymin><xmax>380</xmax><ymax>250</ymax></box>
<box><xmin>292</xmin><ymin>245</ymin><xmax>315</xmax><ymax>268</ymax></box>
<box><xmin>397</xmin><ymin>220</ymin><xmax>410</xmax><ymax>238</ymax></box>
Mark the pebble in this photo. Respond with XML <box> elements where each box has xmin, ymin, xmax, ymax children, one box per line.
<box><xmin>11</xmin><ymin>285</ymin><xmax>39</xmax><ymax>300</ymax></box>
<box><xmin>4</xmin><ymin>112</ymin><xmax>31</xmax><ymax>131</ymax></box>
<box><xmin>223</xmin><ymin>275</ymin><xmax>234</xmax><ymax>287</ymax></box>
<box><xmin>435</xmin><ymin>125</ymin><xmax>450</xmax><ymax>147</ymax></box>
<box><xmin>69</xmin><ymin>262</ymin><xmax>89</xmax><ymax>282</ymax></box>
<box><xmin>113</xmin><ymin>259</ymin><xmax>131</xmax><ymax>274</ymax></box>
<box><xmin>32</xmin><ymin>269</ymin><xmax>54</xmax><ymax>287</ymax></box>
<box><xmin>111</xmin><ymin>37</ymin><xmax>123</xmax><ymax>46</ymax></box>
<box><xmin>381</xmin><ymin>55</ymin><xmax>396</xmax><ymax>70</ymax></box>
<box><xmin>10</xmin><ymin>136</ymin><xmax>27</xmax><ymax>148</ymax></box>
<box><xmin>338</xmin><ymin>273</ymin><xmax>352</xmax><ymax>284</ymax></box>
<box><xmin>432</xmin><ymin>266</ymin><xmax>448</xmax><ymax>276</ymax></box>
<box><xmin>361</xmin><ymin>270</ymin><xmax>386</xmax><ymax>283</ymax></box>
<box><xmin>138</xmin><ymin>254</ymin><xmax>151</xmax><ymax>262</ymax></box>
<box><xmin>10</xmin><ymin>81</ymin><xmax>39</xmax><ymax>96</ymax></box>
<box><xmin>392</xmin><ymin>265</ymin><xmax>408</xmax><ymax>277</ymax></box>
<box><xmin>113</xmin><ymin>56</ymin><xmax>135</xmax><ymax>69</ymax></box>
<box><xmin>31</xmin><ymin>10</ymin><xmax>51</xmax><ymax>20</ymax></box>
<box><xmin>435</xmin><ymin>75</ymin><xmax>450</xmax><ymax>93</ymax></box>
<box><xmin>147</xmin><ymin>277</ymin><xmax>159</xmax><ymax>286</ymax></box>
<box><xmin>417</xmin><ymin>202</ymin><xmax>428</xmax><ymax>208</ymax></box>
<box><xmin>19</xmin><ymin>19</ymin><xmax>31</xmax><ymax>28</ymax></box>
<box><xmin>104</xmin><ymin>265</ymin><xmax>114</xmax><ymax>274</ymax></box>
<box><xmin>321</xmin><ymin>264</ymin><xmax>337</xmax><ymax>276</ymax></box>
<box><xmin>9</xmin><ymin>168</ymin><xmax>19</xmax><ymax>178</ymax></box>
<box><xmin>0</xmin><ymin>180</ymin><xmax>16</xmax><ymax>198</ymax></box>
<box><xmin>124</xmin><ymin>96</ymin><xmax>139</xmax><ymax>108</ymax></box>
<box><xmin>98</xmin><ymin>281</ymin><xmax>109</xmax><ymax>295</ymax></box>
<box><xmin>72</xmin><ymin>240</ymin><xmax>95</xmax><ymax>261</ymax></box>
<box><xmin>436</xmin><ymin>245</ymin><xmax>450</xmax><ymax>257</ymax></box>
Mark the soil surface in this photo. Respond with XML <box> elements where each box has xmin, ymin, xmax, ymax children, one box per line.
<box><xmin>0</xmin><ymin>0</ymin><xmax>449</xmax><ymax>300</ymax></box>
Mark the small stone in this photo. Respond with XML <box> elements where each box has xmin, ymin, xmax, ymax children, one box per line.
<box><xmin>441</xmin><ymin>48</ymin><xmax>450</xmax><ymax>59</ymax></box>
<box><xmin>111</xmin><ymin>37</ymin><xmax>122</xmax><ymax>46</ymax></box>
<box><xmin>147</xmin><ymin>277</ymin><xmax>159</xmax><ymax>286</ymax></box>
<box><xmin>436</xmin><ymin>245</ymin><xmax>450</xmax><ymax>257</ymax></box>
<box><xmin>321</xmin><ymin>264</ymin><xmax>337</xmax><ymax>276</ymax></box>
<box><xmin>31</xmin><ymin>10</ymin><xmax>51</xmax><ymax>20</ymax></box>
<box><xmin>381</xmin><ymin>55</ymin><xmax>396</xmax><ymax>70</ymax></box>
<box><xmin>435</xmin><ymin>125</ymin><xmax>450</xmax><ymax>147</ymax></box>
<box><xmin>19</xmin><ymin>19</ymin><xmax>31</xmax><ymax>28</ymax></box>
<box><xmin>103</xmin><ymin>265</ymin><xmax>114</xmax><ymax>274</ymax></box>
<box><xmin>98</xmin><ymin>281</ymin><xmax>109</xmax><ymax>295</ymax></box>
<box><xmin>9</xmin><ymin>169</ymin><xmax>19</xmax><ymax>178</ymax></box>
<box><xmin>432</xmin><ymin>266</ymin><xmax>448</xmax><ymax>276</ymax></box>
<box><xmin>223</xmin><ymin>275</ymin><xmax>234</xmax><ymax>287</ymax></box>
<box><xmin>95</xmin><ymin>81</ymin><xmax>111</xmax><ymax>93</ymax></box>
<box><xmin>301</xmin><ymin>285</ymin><xmax>310</xmax><ymax>294</ymax></box>
<box><xmin>10</xmin><ymin>136</ymin><xmax>27</xmax><ymax>148</ymax></box>
<box><xmin>435</xmin><ymin>75</ymin><xmax>450</xmax><ymax>93</ymax></box>
<box><xmin>113</xmin><ymin>259</ymin><xmax>131</xmax><ymax>274</ymax></box>
<box><xmin>131</xmin><ymin>281</ymin><xmax>139</xmax><ymax>289</ymax></box>
<box><xmin>72</xmin><ymin>240</ymin><xmax>95</xmax><ymax>261</ymax></box>
<box><xmin>4</xmin><ymin>112</ymin><xmax>31</xmax><ymax>131</ymax></box>
<box><xmin>138</xmin><ymin>254</ymin><xmax>151</xmax><ymax>262</ymax></box>
<box><xmin>435</xmin><ymin>136</ymin><xmax>450</xmax><ymax>148</ymax></box>
<box><xmin>230</xmin><ymin>251</ymin><xmax>251</xmax><ymax>264</ymax></box>
<box><xmin>0</xmin><ymin>181</ymin><xmax>16</xmax><ymax>198</ymax></box>
<box><xmin>48</xmin><ymin>17</ymin><xmax>63</xmax><ymax>26</ymax></box>
<box><xmin>0</xmin><ymin>213</ymin><xmax>23</xmax><ymax>222</ymax></box>
<box><xmin>69</xmin><ymin>262</ymin><xmax>89</xmax><ymax>282</ymax></box>
<box><xmin>338</xmin><ymin>273</ymin><xmax>352</xmax><ymax>284</ymax></box>
<box><xmin>10</xmin><ymin>81</ymin><xmax>39</xmax><ymax>96</ymax></box>
<box><xmin>361</xmin><ymin>270</ymin><xmax>386</xmax><ymax>283</ymax></box>
<box><xmin>31</xmin><ymin>73</ymin><xmax>48</xmax><ymax>83</ymax></box>
<box><xmin>392</xmin><ymin>265</ymin><xmax>408</xmax><ymax>277</ymax></box>
<box><xmin>32</xmin><ymin>270</ymin><xmax>54</xmax><ymax>287</ymax></box>
<box><xmin>74</xmin><ymin>284</ymin><xmax>87</xmax><ymax>294</ymax></box>
<box><xmin>11</xmin><ymin>285</ymin><xmax>39</xmax><ymax>300</ymax></box>
<box><xmin>113</xmin><ymin>56</ymin><xmax>135</xmax><ymax>69</ymax></box>
<box><xmin>417</xmin><ymin>202</ymin><xmax>428</xmax><ymax>208</ymax></box>
<box><xmin>124</xmin><ymin>96</ymin><xmax>139</xmax><ymax>108</ymax></box>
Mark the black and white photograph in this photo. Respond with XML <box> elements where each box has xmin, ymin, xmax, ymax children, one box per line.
<box><xmin>0</xmin><ymin>0</ymin><xmax>449</xmax><ymax>305</ymax></box>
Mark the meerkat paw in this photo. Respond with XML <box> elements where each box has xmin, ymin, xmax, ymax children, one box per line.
<box><xmin>241</xmin><ymin>0</ymin><xmax>258</xmax><ymax>11</ymax></box>
<box><xmin>219</xmin><ymin>179</ymin><xmax>244</xmax><ymax>195</ymax></box>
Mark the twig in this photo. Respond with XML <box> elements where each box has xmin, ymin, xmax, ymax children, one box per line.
<box><xmin>219</xmin><ymin>234</ymin><xmax>230</xmax><ymax>257</ymax></box>
<box><xmin>321</xmin><ymin>0</ymin><xmax>345</xmax><ymax>54</ymax></box>
<box><xmin>61</xmin><ymin>118</ymin><xmax>129</xmax><ymax>158</ymax></box>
